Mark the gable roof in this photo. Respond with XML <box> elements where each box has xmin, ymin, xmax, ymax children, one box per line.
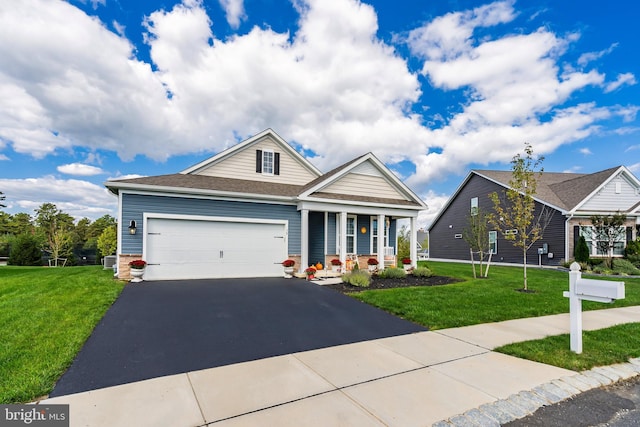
<box><xmin>299</xmin><ymin>152</ymin><xmax>427</xmax><ymax>209</ymax></box>
<box><xmin>180</xmin><ymin>128</ymin><xmax>322</xmax><ymax>178</ymax></box>
<box><xmin>427</xmin><ymin>165</ymin><xmax>639</xmax><ymax>232</ymax></box>
<box><xmin>105</xmin><ymin>131</ymin><xmax>426</xmax><ymax>210</ymax></box>
<box><xmin>474</xmin><ymin>166</ymin><xmax>626</xmax><ymax>212</ymax></box>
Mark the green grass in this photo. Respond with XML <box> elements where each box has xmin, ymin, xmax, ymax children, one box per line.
<box><xmin>0</xmin><ymin>266</ymin><xmax>124</xmax><ymax>403</ymax></box>
<box><xmin>496</xmin><ymin>323</ymin><xmax>640</xmax><ymax>371</ymax></box>
<box><xmin>352</xmin><ymin>261</ymin><xmax>640</xmax><ymax>330</ymax></box>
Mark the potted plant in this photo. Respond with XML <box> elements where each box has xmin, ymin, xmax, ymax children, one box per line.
<box><xmin>402</xmin><ymin>257</ymin><xmax>412</xmax><ymax>271</ymax></box>
<box><xmin>305</xmin><ymin>266</ymin><xmax>317</xmax><ymax>280</ymax></box>
<box><xmin>330</xmin><ymin>259</ymin><xmax>342</xmax><ymax>272</ymax></box>
<box><xmin>129</xmin><ymin>259</ymin><xmax>146</xmax><ymax>282</ymax></box>
<box><xmin>282</xmin><ymin>259</ymin><xmax>295</xmax><ymax>278</ymax></box>
<box><xmin>367</xmin><ymin>257</ymin><xmax>379</xmax><ymax>272</ymax></box>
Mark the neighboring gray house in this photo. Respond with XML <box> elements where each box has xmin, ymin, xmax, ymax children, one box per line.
<box><xmin>106</xmin><ymin>129</ymin><xmax>427</xmax><ymax>280</ymax></box>
<box><xmin>428</xmin><ymin>166</ymin><xmax>640</xmax><ymax>265</ymax></box>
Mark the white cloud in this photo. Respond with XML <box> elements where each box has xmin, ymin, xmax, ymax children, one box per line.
<box><xmin>57</xmin><ymin>163</ymin><xmax>106</xmax><ymax>176</ymax></box>
<box><xmin>626</xmin><ymin>144</ymin><xmax>640</xmax><ymax>152</ymax></box>
<box><xmin>0</xmin><ymin>154</ymin><xmax>8</xmax><ymax>161</ymax></box>
<box><xmin>578</xmin><ymin>43</ymin><xmax>618</xmax><ymax>67</ymax></box>
<box><xmin>417</xmin><ymin>190</ymin><xmax>451</xmax><ymax>229</ymax></box>
<box><xmin>0</xmin><ymin>0</ymin><xmax>636</xmax><ymax>199</ymax></box>
<box><xmin>579</xmin><ymin>147</ymin><xmax>592</xmax><ymax>155</ymax></box>
<box><xmin>604</xmin><ymin>72</ymin><xmax>637</xmax><ymax>93</ymax></box>
<box><xmin>218</xmin><ymin>0</ymin><xmax>246</xmax><ymax>29</ymax></box>
<box><xmin>0</xmin><ymin>176</ymin><xmax>117</xmax><ymax>219</ymax></box>
<box><xmin>628</xmin><ymin>162</ymin><xmax>640</xmax><ymax>174</ymax></box>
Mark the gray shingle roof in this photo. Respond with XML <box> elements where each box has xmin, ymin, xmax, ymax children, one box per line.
<box><xmin>474</xmin><ymin>166</ymin><xmax>621</xmax><ymax>211</ymax></box>
<box><xmin>108</xmin><ymin>174</ymin><xmax>303</xmax><ymax>197</ymax></box>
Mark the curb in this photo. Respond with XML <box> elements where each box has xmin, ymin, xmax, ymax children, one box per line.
<box><xmin>432</xmin><ymin>357</ymin><xmax>640</xmax><ymax>426</ymax></box>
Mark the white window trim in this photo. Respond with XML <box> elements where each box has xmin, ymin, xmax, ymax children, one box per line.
<box><xmin>489</xmin><ymin>231</ymin><xmax>497</xmax><ymax>254</ymax></box>
<box><xmin>370</xmin><ymin>217</ymin><xmax>378</xmax><ymax>254</ymax></box>
<box><xmin>580</xmin><ymin>225</ymin><xmax>626</xmax><ymax>257</ymax></box>
<box><xmin>262</xmin><ymin>149</ymin><xmax>274</xmax><ymax>175</ymax></box>
<box><xmin>346</xmin><ymin>215</ymin><xmax>357</xmax><ymax>254</ymax></box>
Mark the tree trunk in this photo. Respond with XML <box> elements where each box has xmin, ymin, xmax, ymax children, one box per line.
<box><xmin>523</xmin><ymin>246</ymin><xmax>528</xmax><ymax>291</ymax></box>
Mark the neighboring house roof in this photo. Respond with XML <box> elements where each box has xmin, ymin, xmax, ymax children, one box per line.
<box><xmin>427</xmin><ymin>165</ymin><xmax>640</xmax><ymax>232</ymax></box>
<box><xmin>475</xmin><ymin>166</ymin><xmax>632</xmax><ymax>212</ymax></box>
<box><xmin>105</xmin><ymin>129</ymin><xmax>426</xmax><ymax>210</ymax></box>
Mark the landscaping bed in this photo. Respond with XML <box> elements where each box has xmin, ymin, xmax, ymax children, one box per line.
<box><xmin>325</xmin><ymin>274</ymin><xmax>460</xmax><ymax>294</ymax></box>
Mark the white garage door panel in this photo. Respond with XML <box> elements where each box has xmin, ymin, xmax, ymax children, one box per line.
<box><xmin>145</xmin><ymin>218</ymin><xmax>286</xmax><ymax>280</ymax></box>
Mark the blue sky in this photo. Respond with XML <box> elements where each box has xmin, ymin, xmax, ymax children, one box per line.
<box><xmin>0</xmin><ymin>0</ymin><xmax>638</xmax><ymax>226</ymax></box>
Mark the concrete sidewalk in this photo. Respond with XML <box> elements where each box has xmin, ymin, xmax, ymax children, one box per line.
<box><xmin>41</xmin><ymin>306</ymin><xmax>640</xmax><ymax>427</ymax></box>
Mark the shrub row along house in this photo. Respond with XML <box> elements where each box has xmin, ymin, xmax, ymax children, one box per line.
<box><xmin>105</xmin><ymin>129</ymin><xmax>426</xmax><ymax>280</ymax></box>
<box><xmin>428</xmin><ymin>166</ymin><xmax>640</xmax><ymax>265</ymax></box>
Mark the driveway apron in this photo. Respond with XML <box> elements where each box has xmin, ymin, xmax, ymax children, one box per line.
<box><xmin>51</xmin><ymin>278</ymin><xmax>425</xmax><ymax>397</ymax></box>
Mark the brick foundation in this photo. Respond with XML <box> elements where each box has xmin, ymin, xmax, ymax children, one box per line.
<box><xmin>118</xmin><ymin>254</ymin><xmax>143</xmax><ymax>281</ymax></box>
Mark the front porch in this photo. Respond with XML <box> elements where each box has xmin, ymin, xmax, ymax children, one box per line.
<box><xmin>295</xmin><ymin>208</ymin><xmax>420</xmax><ymax>275</ymax></box>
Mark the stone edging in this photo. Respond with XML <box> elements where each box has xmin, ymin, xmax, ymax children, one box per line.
<box><xmin>432</xmin><ymin>358</ymin><xmax>640</xmax><ymax>426</ymax></box>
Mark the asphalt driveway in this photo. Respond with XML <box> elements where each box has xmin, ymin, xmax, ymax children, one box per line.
<box><xmin>51</xmin><ymin>277</ymin><xmax>425</xmax><ymax>397</ymax></box>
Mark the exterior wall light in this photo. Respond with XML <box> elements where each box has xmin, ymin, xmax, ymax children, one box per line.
<box><xmin>129</xmin><ymin>220</ymin><xmax>137</xmax><ymax>235</ymax></box>
<box><xmin>361</xmin><ymin>226</ymin><xmax>367</xmax><ymax>234</ymax></box>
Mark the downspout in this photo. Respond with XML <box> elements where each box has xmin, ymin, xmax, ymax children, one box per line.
<box><xmin>565</xmin><ymin>213</ymin><xmax>574</xmax><ymax>262</ymax></box>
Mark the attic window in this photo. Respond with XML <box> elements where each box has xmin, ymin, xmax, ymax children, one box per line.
<box><xmin>256</xmin><ymin>150</ymin><xmax>280</xmax><ymax>175</ymax></box>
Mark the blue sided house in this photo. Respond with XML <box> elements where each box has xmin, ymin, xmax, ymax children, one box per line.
<box><xmin>106</xmin><ymin>129</ymin><xmax>427</xmax><ymax>280</ymax></box>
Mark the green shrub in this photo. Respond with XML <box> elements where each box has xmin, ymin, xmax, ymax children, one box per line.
<box><xmin>593</xmin><ymin>265</ymin><xmax>613</xmax><ymax>275</ymax></box>
<box><xmin>342</xmin><ymin>270</ymin><xmax>370</xmax><ymax>287</ymax></box>
<box><xmin>8</xmin><ymin>234</ymin><xmax>42</xmax><ymax>266</ymax></box>
<box><xmin>574</xmin><ymin>235</ymin><xmax>590</xmax><ymax>263</ymax></box>
<box><xmin>625</xmin><ymin>240</ymin><xmax>640</xmax><ymax>266</ymax></box>
<box><xmin>589</xmin><ymin>258</ymin><xmax>604</xmax><ymax>267</ymax></box>
<box><xmin>613</xmin><ymin>258</ymin><xmax>640</xmax><ymax>276</ymax></box>
<box><xmin>378</xmin><ymin>267</ymin><xmax>406</xmax><ymax>279</ymax></box>
<box><xmin>413</xmin><ymin>267</ymin><xmax>433</xmax><ymax>278</ymax></box>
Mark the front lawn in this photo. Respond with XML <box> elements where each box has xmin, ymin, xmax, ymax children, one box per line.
<box><xmin>352</xmin><ymin>261</ymin><xmax>640</xmax><ymax>330</ymax></box>
<box><xmin>496</xmin><ymin>323</ymin><xmax>640</xmax><ymax>371</ymax></box>
<box><xmin>0</xmin><ymin>266</ymin><xmax>124</xmax><ymax>403</ymax></box>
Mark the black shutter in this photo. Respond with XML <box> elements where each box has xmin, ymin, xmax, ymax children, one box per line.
<box><xmin>256</xmin><ymin>150</ymin><xmax>262</xmax><ymax>173</ymax></box>
<box><xmin>274</xmin><ymin>152</ymin><xmax>280</xmax><ymax>175</ymax></box>
<box><xmin>573</xmin><ymin>226</ymin><xmax>580</xmax><ymax>250</ymax></box>
<box><xmin>627</xmin><ymin>227</ymin><xmax>633</xmax><ymax>242</ymax></box>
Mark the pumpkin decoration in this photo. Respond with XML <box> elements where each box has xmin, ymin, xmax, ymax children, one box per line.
<box><xmin>315</xmin><ymin>262</ymin><xmax>323</xmax><ymax>270</ymax></box>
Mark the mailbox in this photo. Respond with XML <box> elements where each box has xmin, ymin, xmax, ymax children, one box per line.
<box><xmin>565</xmin><ymin>262</ymin><xmax>626</xmax><ymax>353</ymax></box>
<box><xmin>575</xmin><ymin>278</ymin><xmax>625</xmax><ymax>302</ymax></box>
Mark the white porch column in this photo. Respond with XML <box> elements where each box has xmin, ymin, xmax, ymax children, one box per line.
<box><xmin>377</xmin><ymin>214</ymin><xmax>385</xmax><ymax>270</ymax></box>
<box><xmin>300</xmin><ymin>209</ymin><xmax>309</xmax><ymax>273</ymax></box>
<box><xmin>339</xmin><ymin>211</ymin><xmax>348</xmax><ymax>266</ymax></box>
<box><xmin>410</xmin><ymin>216</ymin><xmax>418</xmax><ymax>268</ymax></box>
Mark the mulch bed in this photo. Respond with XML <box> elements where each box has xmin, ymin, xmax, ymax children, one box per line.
<box><xmin>323</xmin><ymin>274</ymin><xmax>461</xmax><ymax>294</ymax></box>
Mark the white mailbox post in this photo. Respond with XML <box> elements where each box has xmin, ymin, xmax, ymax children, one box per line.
<box><xmin>563</xmin><ymin>262</ymin><xmax>625</xmax><ymax>354</ymax></box>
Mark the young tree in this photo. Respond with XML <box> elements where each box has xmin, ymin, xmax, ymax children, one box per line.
<box><xmin>488</xmin><ymin>143</ymin><xmax>553</xmax><ymax>291</ymax></box>
<box><xmin>97</xmin><ymin>226</ymin><xmax>117</xmax><ymax>258</ymax></box>
<box><xmin>589</xmin><ymin>212</ymin><xmax>627</xmax><ymax>268</ymax></box>
<box><xmin>396</xmin><ymin>225</ymin><xmax>411</xmax><ymax>262</ymax></box>
<box><xmin>462</xmin><ymin>207</ymin><xmax>491</xmax><ymax>278</ymax></box>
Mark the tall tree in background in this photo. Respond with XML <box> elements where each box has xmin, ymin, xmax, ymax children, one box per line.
<box><xmin>0</xmin><ymin>191</ymin><xmax>5</xmax><ymax>209</ymax></box>
<box><xmin>35</xmin><ymin>203</ymin><xmax>74</xmax><ymax>263</ymax></box>
<box><xmin>589</xmin><ymin>212</ymin><xmax>627</xmax><ymax>269</ymax></box>
<box><xmin>489</xmin><ymin>143</ymin><xmax>553</xmax><ymax>291</ymax></box>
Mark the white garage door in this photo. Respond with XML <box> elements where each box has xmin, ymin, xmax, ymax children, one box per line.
<box><xmin>144</xmin><ymin>217</ymin><xmax>287</xmax><ymax>281</ymax></box>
